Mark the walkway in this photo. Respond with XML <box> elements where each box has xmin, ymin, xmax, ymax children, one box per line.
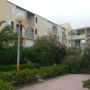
<box><xmin>19</xmin><ymin>74</ymin><xmax>90</xmax><ymax>90</ymax></box>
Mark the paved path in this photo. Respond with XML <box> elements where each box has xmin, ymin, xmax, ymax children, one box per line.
<box><xmin>19</xmin><ymin>74</ymin><xmax>90</xmax><ymax>90</ymax></box>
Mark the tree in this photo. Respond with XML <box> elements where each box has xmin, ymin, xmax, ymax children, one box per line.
<box><xmin>35</xmin><ymin>35</ymin><xmax>68</xmax><ymax>64</ymax></box>
<box><xmin>0</xmin><ymin>21</ymin><xmax>17</xmax><ymax>48</ymax></box>
<box><xmin>22</xmin><ymin>35</ymin><xmax>67</xmax><ymax>66</ymax></box>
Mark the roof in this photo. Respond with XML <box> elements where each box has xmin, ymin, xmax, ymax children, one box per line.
<box><xmin>72</xmin><ymin>26</ymin><xmax>90</xmax><ymax>30</ymax></box>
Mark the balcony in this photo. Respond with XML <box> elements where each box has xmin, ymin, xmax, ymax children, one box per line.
<box><xmin>25</xmin><ymin>11</ymin><xmax>35</xmax><ymax>27</ymax></box>
<box><xmin>86</xmin><ymin>28</ymin><xmax>90</xmax><ymax>37</ymax></box>
<box><xmin>86</xmin><ymin>34</ymin><xmax>90</xmax><ymax>37</ymax></box>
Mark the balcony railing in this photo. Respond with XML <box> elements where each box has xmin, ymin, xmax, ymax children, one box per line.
<box><xmin>26</xmin><ymin>34</ymin><xmax>34</xmax><ymax>39</ymax></box>
<box><xmin>86</xmin><ymin>34</ymin><xmax>90</xmax><ymax>37</ymax></box>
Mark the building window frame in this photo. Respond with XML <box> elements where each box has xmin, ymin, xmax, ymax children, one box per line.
<box><xmin>36</xmin><ymin>17</ymin><xmax>37</xmax><ymax>23</ymax></box>
<box><xmin>35</xmin><ymin>29</ymin><xmax>37</xmax><ymax>35</ymax></box>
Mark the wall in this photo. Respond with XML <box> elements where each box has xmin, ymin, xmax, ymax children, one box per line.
<box><xmin>5</xmin><ymin>1</ymin><xmax>16</xmax><ymax>23</ymax></box>
<box><xmin>0</xmin><ymin>0</ymin><xmax>5</xmax><ymax>21</ymax></box>
<box><xmin>35</xmin><ymin>15</ymin><xmax>48</xmax><ymax>37</ymax></box>
<box><xmin>60</xmin><ymin>23</ymin><xmax>72</xmax><ymax>48</ymax></box>
<box><xmin>57</xmin><ymin>26</ymin><xmax>62</xmax><ymax>43</ymax></box>
<box><xmin>0</xmin><ymin>0</ymin><xmax>6</xmax><ymax>31</ymax></box>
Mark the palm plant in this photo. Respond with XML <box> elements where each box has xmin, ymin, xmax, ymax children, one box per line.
<box><xmin>0</xmin><ymin>21</ymin><xmax>17</xmax><ymax>48</ymax></box>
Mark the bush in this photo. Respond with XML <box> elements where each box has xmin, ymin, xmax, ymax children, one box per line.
<box><xmin>0</xmin><ymin>63</ymin><xmax>40</xmax><ymax>72</ymax></box>
<box><xmin>22</xmin><ymin>35</ymin><xmax>67</xmax><ymax>66</ymax></box>
<box><xmin>83</xmin><ymin>79</ymin><xmax>90</xmax><ymax>89</ymax></box>
<box><xmin>0</xmin><ymin>64</ymin><xmax>69</xmax><ymax>86</ymax></box>
<box><xmin>22</xmin><ymin>41</ymin><xmax>55</xmax><ymax>66</ymax></box>
<box><xmin>0</xmin><ymin>80</ymin><xmax>15</xmax><ymax>90</ymax></box>
<box><xmin>39</xmin><ymin>64</ymin><xmax>69</xmax><ymax>79</ymax></box>
<box><xmin>68</xmin><ymin>48</ymin><xmax>81</xmax><ymax>56</ymax></box>
<box><xmin>62</xmin><ymin>55</ymin><xmax>81</xmax><ymax>73</ymax></box>
<box><xmin>0</xmin><ymin>47</ymin><xmax>18</xmax><ymax>65</ymax></box>
<box><xmin>80</xmin><ymin>49</ymin><xmax>90</xmax><ymax>73</ymax></box>
<box><xmin>13</xmin><ymin>69</ymin><xmax>38</xmax><ymax>86</ymax></box>
<box><xmin>0</xmin><ymin>69</ymin><xmax>38</xmax><ymax>86</ymax></box>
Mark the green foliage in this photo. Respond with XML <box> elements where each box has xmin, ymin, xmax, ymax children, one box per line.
<box><xmin>39</xmin><ymin>64</ymin><xmax>69</xmax><ymax>79</ymax></box>
<box><xmin>62</xmin><ymin>55</ymin><xmax>81</xmax><ymax>73</ymax></box>
<box><xmin>0</xmin><ymin>21</ymin><xmax>5</xmax><ymax>27</ymax></box>
<box><xmin>68</xmin><ymin>48</ymin><xmax>81</xmax><ymax>56</ymax></box>
<box><xmin>0</xmin><ymin>69</ymin><xmax>38</xmax><ymax>86</ymax></box>
<box><xmin>83</xmin><ymin>79</ymin><xmax>90</xmax><ymax>89</ymax></box>
<box><xmin>0</xmin><ymin>80</ymin><xmax>15</xmax><ymax>90</ymax></box>
<box><xmin>22</xmin><ymin>35</ymin><xmax>67</xmax><ymax>66</ymax></box>
<box><xmin>13</xmin><ymin>69</ymin><xmax>38</xmax><ymax>86</ymax></box>
<box><xmin>0</xmin><ymin>47</ymin><xmax>17</xmax><ymax>65</ymax></box>
<box><xmin>22</xmin><ymin>41</ymin><xmax>55</xmax><ymax>66</ymax></box>
<box><xmin>62</xmin><ymin>48</ymin><xmax>90</xmax><ymax>74</ymax></box>
<box><xmin>0</xmin><ymin>25</ymin><xmax>17</xmax><ymax>48</ymax></box>
<box><xmin>80</xmin><ymin>49</ymin><xmax>90</xmax><ymax>73</ymax></box>
<box><xmin>0</xmin><ymin>63</ymin><xmax>40</xmax><ymax>72</ymax></box>
<box><xmin>0</xmin><ymin>64</ymin><xmax>69</xmax><ymax>86</ymax></box>
<box><xmin>36</xmin><ymin>35</ymin><xmax>68</xmax><ymax>65</ymax></box>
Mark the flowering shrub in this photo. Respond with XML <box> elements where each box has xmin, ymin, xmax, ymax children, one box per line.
<box><xmin>34</xmin><ymin>35</ymin><xmax>67</xmax><ymax>65</ymax></box>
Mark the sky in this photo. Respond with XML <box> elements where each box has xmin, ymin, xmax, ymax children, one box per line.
<box><xmin>8</xmin><ymin>0</ymin><xmax>90</xmax><ymax>29</ymax></box>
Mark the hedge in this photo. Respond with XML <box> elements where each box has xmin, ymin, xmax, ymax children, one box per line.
<box><xmin>0</xmin><ymin>64</ymin><xmax>69</xmax><ymax>86</ymax></box>
<box><xmin>0</xmin><ymin>80</ymin><xmax>15</xmax><ymax>90</ymax></box>
<box><xmin>0</xmin><ymin>63</ymin><xmax>40</xmax><ymax>72</ymax></box>
<box><xmin>0</xmin><ymin>69</ymin><xmax>38</xmax><ymax>86</ymax></box>
<box><xmin>39</xmin><ymin>64</ymin><xmax>69</xmax><ymax>79</ymax></box>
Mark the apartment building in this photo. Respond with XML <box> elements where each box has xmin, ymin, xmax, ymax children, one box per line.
<box><xmin>60</xmin><ymin>23</ymin><xmax>72</xmax><ymax>48</ymax></box>
<box><xmin>1</xmin><ymin>0</ymin><xmax>90</xmax><ymax>49</ymax></box>
<box><xmin>71</xmin><ymin>27</ymin><xmax>90</xmax><ymax>48</ymax></box>
<box><xmin>0</xmin><ymin>0</ymin><xmax>64</xmax><ymax>47</ymax></box>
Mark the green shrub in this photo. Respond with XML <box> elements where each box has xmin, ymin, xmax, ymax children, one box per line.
<box><xmin>22</xmin><ymin>41</ymin><xmax>55</xmax><ymax>66</ymax></box>
<box><xmin>0</xmin><ymin>63</ymin><xmax>40</xmax><ymax>72</ymax></box>
<box><xmin>0</xmin><ymin>69</ymin><xmax>38</xmax><ymax>86</ymax></box>
<box><xmin>0</xmin><ymin>64</ymin><xmax>69</xmax><ymax>86</ymax></box>
<box><xmin>0</xmin><ymin>72</ymin><xmax>15</xmax><ymax>82</ymax></box>
<box><xmin>62</xmin><ymin>55</ymin><xmax>81</xmax><ymax>73</ymax></box>
<box><xmin>0</xmin><ymin>48</ymin><xmax>18</xmax><ymax>65</ymax></box>
<box><xmin>0</xmin><ymin>80</ymin><xmax>15</xmax><ymax>90</ymax></box>
<box><xmin>83</xmin><ymin>79</ymin><xmax>90</xmax><ymax>89</ymax></box>
<box><xmin>80</xmin><ymin>49</ymin><xmax>90</xmax><ymax>73</ymax></box>
<box><xmin>22</xmin><ymin>35</ymin><xmax>67</xmax><ymax>66</ymax></box>
<box><xmin>68</xmin><ymin>48</ymin><xmax>81</xmax><ymax>56</ymax></box>
<box><xmin>13</xmin><ymin>69</ymin><xmax>38</xmax><ymax>86</ymax></box>
<box><xmin>39</xmin><ymin>64</ymin><xmax>69</xmax><ymax>79</ymax></box>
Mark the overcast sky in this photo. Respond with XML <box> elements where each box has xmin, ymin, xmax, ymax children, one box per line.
<box><xmin>8</xmin><ymin>0</ymin><xmax>90</xmax><ymax>29</ymax></box>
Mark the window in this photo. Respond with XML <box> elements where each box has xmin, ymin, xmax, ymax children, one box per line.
<box><xmin>53</xmin><ymin>26</ymin><xmax>58</xmax><ymax>34</ymax></box>
<box><xmin>36</xmin><ymin>17</ymin><xmax>37</xmax><ymax>23</ymax></box>
<box><xmin>16</xmin><ymin>7</ymin><xmax>25</xmax><ymax>17</ymax></box>
<box><xmin>11</xmin><ymin>21</ymin><xmax>14</xmax><ymax>29</ymax></box>
<box><xmin>68</xmin><ymin>32</ymin><xmax>71</xmax><ymax>35</ymax></box>
<box><xmin>58</xmin><ymin>36</ymin><xmax>59</xmax><ymax>40</ymax></box>
<box><xmin>35</xmin><ymin>29</ymin><xmax>37</xmax><ymax>35</ymax></box>
<box><xmin>69</xmin><ymin>40</ymin><xmax>71</xmax><ymax>43</ymax></box>
<box><xmin>47</xmin><ymin>22</ymin><xmax>52</xmax><ymax>32</ymax></box>
<box><xmin>62</xmin><ymin>28</ymin><xmax>66</xmax><ymax>37</ymax></box>
<box><xmin>7</xmin><ymin>21</ymin><xmax>14</xmax><ymax>28</ymax></box>
<box><xmin>26</xmin><ymin>28</ymin><xmax>34</xmax><ymax>38</ymax></box>
<box><xmin>16</xmin><ymin>24</ymin><xmax>24</xmax><ymax>36</ymax></box>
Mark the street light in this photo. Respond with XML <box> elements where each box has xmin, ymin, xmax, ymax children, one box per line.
<box><xmin>81</xmin><ymin>40</ymin><xmax>86</xmax><ymax>55</ymax></box>
<box><xmin>15</xmin><ymin>13</ymin><xmax>24</xmax><ymax>71</ymax></box>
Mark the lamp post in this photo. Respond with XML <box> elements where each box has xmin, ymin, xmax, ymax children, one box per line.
<box><xmin>81</xmin><ymin>40</ymin><xmax>86</xmax><ymax>55</ymax></box>
<box><xmin>15</xmin><ymin>13</ymin><xmax>24</xmax><ymax>71</ymax></box>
